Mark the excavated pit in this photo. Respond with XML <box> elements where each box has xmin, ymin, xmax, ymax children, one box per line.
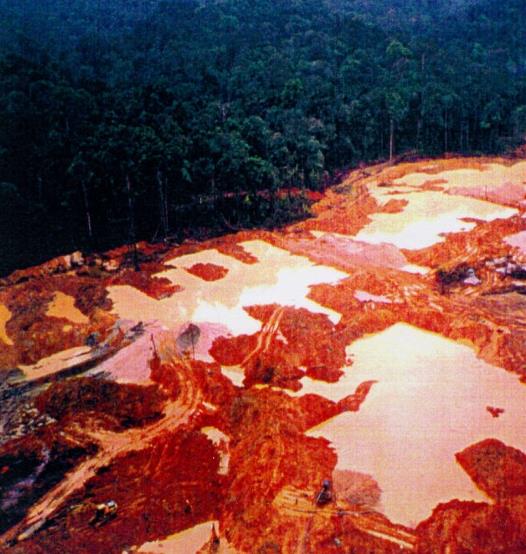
<box><xmin>1</xmin><ymin>155</ymin><xmax>526</xmax><ymax>553</ymax></box>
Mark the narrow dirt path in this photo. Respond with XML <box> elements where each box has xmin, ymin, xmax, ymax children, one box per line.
<box><xmin>2</xmin><ymin>358</ymin><xmax>201</xmax><ymax>546</ymax></box>
<box><xmin>275</xmin><ymin>486</ymin><xmax>416</xmax><ymax>551</ymax></box>
<box><xmin>239</xmin><ymin>306</ymin><xmax>285</xmax><ymax>367</ymax></box>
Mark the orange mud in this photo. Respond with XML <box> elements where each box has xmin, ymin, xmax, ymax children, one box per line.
<box><xmin>3</xmin><ymin>154</ymin><xmax>526</xmax><ymax>552</ymax></box>
<box><xmin>419</xmin><ymin>178</ymin><xmax>448</xmax><ymax>191</ymax></box>
<box><xmin>186</xmin><ymin>263</ymin><xmax>229</xmax><ymax>281</ymax></box>
<box><xmin>302</xmin><ymin>183</ymin><xmax>380</xmax><ymax>235</ymax></box>
<box><xmin>35</xmin><ymin>377</ymin><xmax>166</xmax><ymax>430</ymax></box>
<box><xmin>212</xmin><ymin>240</ymin><xmax>259</xmax><ymax>265</ymax></box>
<box><xmin>108</xmin><ymin>266</ymin><xmax>181</xmax><ymax>299</ymax></box>
<box><xmin>416</xmin><ymin>438</ymin><xmax>526</xmax><ymax>553</ymax></box>
<box><xmin>210</xmin><ymin>305</ymin><xmax>355</xmax><ymax>388</ymax></box>
<box><xmin>379</xmin><ymin>198</ymin><xmax>409</xmax><ymax>213</ymax></box>
<box><xmin>456</xmin><ymin>439</ymin><xmax>526</xmax><ymax>501</ymax></box>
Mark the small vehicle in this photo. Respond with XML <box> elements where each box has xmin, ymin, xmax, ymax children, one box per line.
<box><xmin>89</xmin><ymin>500</ymin><xmax>118</xmax><ymax>527</ymax></box>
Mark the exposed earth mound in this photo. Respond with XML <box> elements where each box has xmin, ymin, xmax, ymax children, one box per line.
<box><xmin>1</xmin><ymin>155</ymin><xmax>526</xmax><ymax>552</ymax></box>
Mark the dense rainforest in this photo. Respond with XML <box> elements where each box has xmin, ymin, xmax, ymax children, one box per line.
<box><xmin>0</xmin><ymin>0</ymin><xmax>525</xmax><ymax>276</ymax></box>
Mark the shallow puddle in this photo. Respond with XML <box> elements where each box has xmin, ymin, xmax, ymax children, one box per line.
<box><xmin>354</xmin><ymin>189</ymin><xmax>516</xmax><ymax>250</ymax></box>
<box><xmin>108</xmin><ymin>241</ymin><xmax>347</xmax><ymax>358</ymax></box>
<box><xmin>306</xmin><ymin>323</ymin><xmax>526</xmax><ymax>527</ymax></box>
<box><xmin>393</xmin><ymin>161</ymin><xmax>526</xmax><ymax>193</ymax></box>
<box><xmin>505</xmin><ymin>230</ymin><xmax>526</xmax><ymax>255</ymax></box>
<box><xmin>221</xmin><ymin>366</ymin><xmax>245</xmax><ymax>387</ymax></box>
<box><xmin>354</xmin><ymin>163</ymin><xmax>523</xmax><ymax>250</ymax></box>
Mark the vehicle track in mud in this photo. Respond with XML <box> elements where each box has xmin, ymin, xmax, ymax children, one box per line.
<box><xmin>1</xmin><ymin>355</ymin><xmax>202</xmax><ymax>546</ymax></box>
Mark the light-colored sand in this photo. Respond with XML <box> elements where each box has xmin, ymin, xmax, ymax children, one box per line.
<box><xmin>201</xmin><ymin>427</ymin><xmax>230</xmax><ymax>475</ymax></box>
<box><xmin>221</xmin><ymin>366</ymin><xmax>245</xmax><ymax>387</ymax></box>
<box><xmin>137</xmin><ymin>521</ymin><xmax>218</xmax><ymax>553</ymax></box>
<box><xmin>306</xmin><ymin>323</ymin><xmax>526</xmax><ymax>528</ymax></box>
<box><xmin>401</xmin><ymin>264</ymin><xmax>429</xmax><ymax>274</ymax></box>
<box><xmin>108</xmin><ymin>241</ymin><xmax>347</xmax><ymax>350</ymax></box>
<box><xmin>19</xmin><ymin>346</ymin><xmax>92</xmax><ymax>380</ymax></box>
<box><xmin>46</xmin><ymin>292</ymin><xmax>89</xmax><ymax>324</ymax></box>
<box><xmin>201</xmin><ymin>426</ymin><xmax>229</xmax><ymax>445</ymax></box>
<box><xmin>449</xmin><ymin>181</ymin><xmax>526</xmax><ymax>207</ymax></box>
<box><xmin>0</xmin><ymin>304</ymin><xmax>13</xmax><ymax>345</ymax></box>
<box><xmin>354</xmin><ymin>290</ymin><xmax>392</xmax><ymax>304</ymax></box>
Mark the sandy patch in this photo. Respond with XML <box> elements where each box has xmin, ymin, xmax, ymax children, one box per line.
<box><xmin>310</xmin><ymin>231</ymin><xmax>408</xmax><ymax>267</ymax></box>
<box><xmin>0</xmin><ymin>304</ymin><xmax>13</xmax><ymax>345</ymax></box>
<box><xmin>19</xmin><ymin>346</ymin><xmax>92</xmax><ymax>380</ymax></box>
<box><xmin>305</xmin><ymin>231</ymin><xmax>429</xmax><ymax>274</ymax></box>
<box><xmin>306</xmin><ymin>323</ymin><xmax>526</xmax><ymax>527</ymax></box>
<box><xmin>401</xmin><ymin>264</ymin><xmax>429</xmax><ymax>274</ymax></box>
<box><xmin>46</xmin><ymin>292</ymin><xmax>89</xmax><ymax>324</ymax></box>
<box><xmin>449</xmin><ymin>181</ymin><xmax>526</xmax><ymax>207</ymax></box>
<box><xmin>93</xmin><ymin>322</ymin><xmax>166</xmax><ymax>384</ymax></box>
<box><xmin>136</xmin><ymin>520</ymin><xmax>218</xmax><ymax>553</ymax></box>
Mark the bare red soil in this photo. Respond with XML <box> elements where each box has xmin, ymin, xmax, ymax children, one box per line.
<box><xmin>1</xmin><ymin>154</ymin><xmax>526</xmax><ymax>553</ymax></box>
<box><xmin>186</xmin><ymin>263</ymin><xmax>229</xmax><ymax>281</ymax></box>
